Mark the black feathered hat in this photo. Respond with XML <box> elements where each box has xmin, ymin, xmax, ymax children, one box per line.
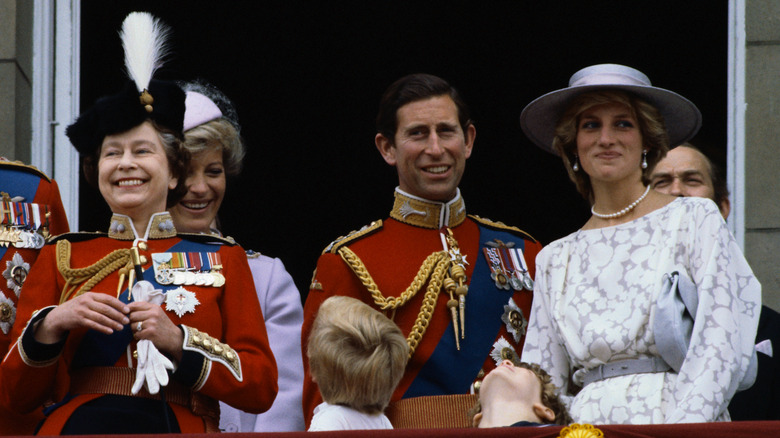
<box><xmin>66</xmin><ymin>12</ymin><xmax>184</xmax><ymax>156</ymax></box>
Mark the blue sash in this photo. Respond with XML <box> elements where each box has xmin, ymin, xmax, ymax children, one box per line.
<box><xmin>404</xmin><ymin>226</ymin><xmax>526</xmax><ymax>397</ymax></box>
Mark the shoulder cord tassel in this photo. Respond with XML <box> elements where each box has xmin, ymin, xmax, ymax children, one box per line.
<box><xmin>443</xmin><ymin>278</ymin><xmax>460</xmax><ymax>350</ymax></box>
<box><xmin>444</xmin><ymin>229</ymin><xmax>469</xmax><ymax>340</ymax></box>
<box><xmin>56</xmin><ymin>240</ymin><xmax>134</xmax><ymax>304</ymax></box>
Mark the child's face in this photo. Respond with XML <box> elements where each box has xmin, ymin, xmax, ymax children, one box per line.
<box><xmin>480</xmin><ymin>360</ymin><xmax>544</xmax><ymax>405</ymax></box>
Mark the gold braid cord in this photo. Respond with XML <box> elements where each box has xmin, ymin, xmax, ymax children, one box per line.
<box><xmin>338</xmin><ymin>246</ymin><xmax>451</xmax><ymax>357</ymax></box>
<box><xmin>56</xmin><ymin>240</ymin><xmax>133</xmax><ymax>304</ymax></box>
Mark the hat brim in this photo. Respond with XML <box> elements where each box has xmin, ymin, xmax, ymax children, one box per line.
<box><xmin>520</xmin><ymin>84</ymin><xmax>702</xmax><ymax>155</ymax></box>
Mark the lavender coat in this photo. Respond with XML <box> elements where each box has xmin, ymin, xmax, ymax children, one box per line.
<box><xmin>219</xmin><ymin>253</ymin><xmax>305</xmax><ymax>432</ymax></box>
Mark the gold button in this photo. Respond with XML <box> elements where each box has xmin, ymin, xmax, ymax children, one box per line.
<box><xmin>139</xmin><ymin>255</ymin><xmax>148</xmax><ymax>265</ymax></box>
<box><xmin>138</xmin><ymin>242</ymin><xmax>148</xmax><ymax>251</ymax></box>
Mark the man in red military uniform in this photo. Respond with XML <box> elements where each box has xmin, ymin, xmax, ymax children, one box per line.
<box><xmin>302</xmin><ymin>74</ymin><xmax>542</xmax><ymax>426</ymax></box>
<box><xmin>0</xmin><ymin>159</ymin><xmax>69</xmax><ymax>435</ymax></box>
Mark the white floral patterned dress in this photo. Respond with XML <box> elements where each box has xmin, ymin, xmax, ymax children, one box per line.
<box><xmin>522</xmin><ymin>197</ymin><xmax>760</xmax><ymax>424</ymax></box>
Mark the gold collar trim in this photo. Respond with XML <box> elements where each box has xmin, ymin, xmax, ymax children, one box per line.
<box><xmin>390</xmin><ymin>188</ymin><xmax>466</xmax><ymax>229</ymax></box>
<box><xmin>108</xmin><ymin>212</ymin><xmax>177</xmax><ymax>241</ymax></box>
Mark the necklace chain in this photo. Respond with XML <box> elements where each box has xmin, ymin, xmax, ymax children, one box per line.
<box><xmin>591</xmin><ymin>185</ymin><xmax>651</xmax><ymax>219</ymax></box>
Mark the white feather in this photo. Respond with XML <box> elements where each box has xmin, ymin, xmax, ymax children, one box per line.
<box><xmin>120</xmin><ymin>12</ymin><xmax>172</xmax><ymax>92</ymax></box>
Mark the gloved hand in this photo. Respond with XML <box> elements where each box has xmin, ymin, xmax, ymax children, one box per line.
<box><xmin>131</xmin><ymin>280</ymin><xmax>174</xmax><ymax>395</ymax></box>
<box><xmin>132</xmin><ymin>338</ymin><xmax>174</xmax><ymax>394</ymax></box>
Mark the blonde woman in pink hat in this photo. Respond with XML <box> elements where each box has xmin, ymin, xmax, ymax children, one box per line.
<box><xmin>170</xmin><ymin>81</ymin><xmax>305</xmax><ymax>432</ymax></box>
<box><xmin>519</xmin><ymin>64</ymin><xmax>760</xmax><ymax>424</ymax></box>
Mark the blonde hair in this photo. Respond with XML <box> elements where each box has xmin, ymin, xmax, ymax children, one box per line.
<box><xmin>307</xmin><ymin>296</ymin><xmax>409</xmax><ymax>414</ymax></box>
<box><xmin>470</xmin><ymin>361</ymin><xmax>572</xmax><ymax>426</ymax></box>
<box><xmin>552</xmin><ymin>90</ymin><xmax>670</xmax><ymax>202</ymax></box>
<box><xmin>183</xmin><ymin>117</ymin><xmax>244</xmax><ymax>177</ymax></box>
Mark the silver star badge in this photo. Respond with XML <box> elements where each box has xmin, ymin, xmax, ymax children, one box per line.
<box><xmin>165</xmin><ymin>287</ymin><xmax>200</xmax><ymax>318</ymax></box>
<box><xmin>3</xmin><ymin>252</ymin><xmax>30</xmax><ymax>297</ymax></box>
<box><xmin>501</xmin><ymin>298</ymin><xmax>527</xmax><ymax>343</ymax></box>
<box><xmin>0</xmin><ymin>292</ymin><xmax>16</xmax><ymax>334</ymax></box>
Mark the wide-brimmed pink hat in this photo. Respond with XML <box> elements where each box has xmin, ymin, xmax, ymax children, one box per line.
<box><xmin>520</xmin><ymin>63</ymin><xmax>701</xmax><ymax>155</ymax></box>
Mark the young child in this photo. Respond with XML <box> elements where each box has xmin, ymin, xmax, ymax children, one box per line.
<box><xmin>471</xmin><ymin>359</ymin><xmax>571</xmax><ymax>427</ymax></box>
<box><xmin>307</xmin><ymin>296</ymin><xmax>409</xmax><ymax>431</ymax></box>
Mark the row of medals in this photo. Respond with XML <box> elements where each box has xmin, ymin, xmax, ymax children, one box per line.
<box><xmin>155</xmin><ymin>266</ymin><xmax>225</xmax><ymax>287</ymax></box>
<box><xmin>490</xmin><ymin>260</ymin><xmax>534</xmax><ymax>291</ymax></box>
<box><xmin>0</xmin><ymin>225</ymin><xmax>46</xmax><ymax>249</ymax></box>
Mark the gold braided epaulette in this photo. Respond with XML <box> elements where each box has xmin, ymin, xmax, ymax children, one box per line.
<box><xmin>468</xmin><ymin>215</ymin><xmax>538</xmax><ymax>243</ymax></box>
<box><xmin>0</xmin><ymin>160</ymin><xmax>52</xmax><ymax>182</ymax></box>
<box><xmin>322</xmin><ymin>220</ymin><xmax>383</xmax><ymax>254</ymax></box>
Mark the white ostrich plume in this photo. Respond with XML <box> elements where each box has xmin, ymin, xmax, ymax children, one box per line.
<box><xmin>120</xmin><ymin>12</ymin><xmax>172</xmax><ymax>93</ymax></box>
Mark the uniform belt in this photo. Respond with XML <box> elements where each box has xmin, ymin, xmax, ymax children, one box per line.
<box><xmin>582</xmin><ymin>357</ymin><xmax>671</xmax><ymax>387</ymax></box>
<box><xmin>70</xmin><ymin>367</ymin><xmax>219</xmax><ymax>432</ymax></box>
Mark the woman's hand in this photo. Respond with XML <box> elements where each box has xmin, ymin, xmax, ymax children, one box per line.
<box><xmin>35</xmin><ymin>292</ymin><xmax>130</xmax><ymax>344</ymax></box>
<box><xmin>128</xmin><ymin>301</ymin><xmax>184</xmax><ymax>362</ymax></box>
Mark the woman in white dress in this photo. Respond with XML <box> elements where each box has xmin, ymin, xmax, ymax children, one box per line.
<box><xmin>519</xmin><ymin>64</ymin><xmax>761</xmax><ymax>424</ymax></box>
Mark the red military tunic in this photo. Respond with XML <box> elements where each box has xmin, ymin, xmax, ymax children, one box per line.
<box><xmin>0</xmin><ymin>212</ymin><xmax>277</xmax><ymax>434</ymax></box>
<box><xmin>302</xmin><ymin>189</ymin><xmax>542</xmax><ymax>425</ymax></box>
<box><xmin>0</xmin><ymin>160</ymin><xmax>69</xmax><ymax>435</ymax></box>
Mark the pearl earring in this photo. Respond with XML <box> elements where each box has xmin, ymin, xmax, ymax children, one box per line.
<box><xmin>572</xmin><ymin>155</ymin><xmax>579</xmax><ymax>172</ymax></box>
<box><xmin>641</xmin><ymin>150</ymin><xmax>648</xmax><ymax>169</ymax></box>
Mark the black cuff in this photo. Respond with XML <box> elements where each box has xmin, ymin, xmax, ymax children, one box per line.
<box><xmin>20</xmin><ymin>307</ymin><xmax>67</xmax><ymax>365</ymax></box>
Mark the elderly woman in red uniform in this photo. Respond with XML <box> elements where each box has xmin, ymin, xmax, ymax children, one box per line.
<box><xmin>0</xmin><ymin>13</ymin><xmax>277</xmax><ymax>434</ymax></box>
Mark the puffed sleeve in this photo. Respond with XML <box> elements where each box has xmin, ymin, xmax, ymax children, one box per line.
<box><xmin>521</xmin><ymin>244</ymin><xmax>574</xmax><ymax>408</ymax></box>
<box><xmin>172</xmin><ymin>244</ymin><xmax>278</xmax><ymax>414</ymax></box>
<box><xmin>666</xmin><ymin>200</ymin><xmax>761</xmax><ymax>422</ymax></box>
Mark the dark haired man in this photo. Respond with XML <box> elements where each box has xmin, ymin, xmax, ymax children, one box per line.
<box><xmin>301</xmin><ymin>74</ymin><xmax>542</xmax><ymax>425</ymax></box>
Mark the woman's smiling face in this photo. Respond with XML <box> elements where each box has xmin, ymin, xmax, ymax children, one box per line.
<box><xmin>98</xmin><ymin>121</ymin><xmax>177</xmax><ymax>219</ymax></box>
<box><xmin>169</xmin><ymin>146</ymin><xmax>226</xmax><ymax>233</ymax></box>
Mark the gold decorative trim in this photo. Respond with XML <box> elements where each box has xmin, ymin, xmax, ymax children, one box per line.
<box><xmin>469</xmin><ymin>214</ymin><xmax>537</xmax><ymax>242</ymax></box>
<box><xmin>182</xmin><ymin>325</ymin><xmax>242</xmax><ymax>382</ymax></box>
<box><xmin>0</xmin><ymin>160</ymin><xmax>51</xmax><ymax>182</ymax></box>
<box><xmin>309</xmin><ymin>268</ymin><xmax>323</xmax><ymax>291</ymax></box>
<box><xmin>338</xmin><ymin>245</ymin><xmax>451</xmax><ymax>357</ymax></box>
<box><xmin>390</xmin><ymin>190</ymin><xmax>466</xmax><ymax>229</ymax></box>
<box><xmin>108</xmin><ymin>215</ymin><xmax>135</xmax><ymax>241</ymax></box>
<box><xmin>56</xmin><ymin>240</ymin><xmax>133</xmax><ymax>303</ymax></box>
<box><xmin>149</xmin><ymin>213</ymin><xmax>177</xmax><ymax>239</ymax></box>
<box><xmin>323</xmin><ymin>220</ymin><xmax>383</xmax><ymax>254</ymax></box>
<box><xmin>558</xmin><ymin>423</ymin><xmax>605</xmax><ymax>438</ymax></box>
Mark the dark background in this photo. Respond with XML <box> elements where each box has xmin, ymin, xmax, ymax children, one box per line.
<box><xmin>79</xmin><ymin>1</ymin><xmax>728</xmax><ymax>301</ymax></box>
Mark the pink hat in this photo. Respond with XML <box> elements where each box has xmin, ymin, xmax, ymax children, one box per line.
<box><xmin>183</xmin><ymin>91</ymin><xmax>222</xmax><ymax>131</ymax></box>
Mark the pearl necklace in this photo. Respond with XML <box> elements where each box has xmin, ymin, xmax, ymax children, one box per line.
<box><xmin>591</xmin><ymin>185</ymin><xmax>651</xmax><ymax>219</ymax></box>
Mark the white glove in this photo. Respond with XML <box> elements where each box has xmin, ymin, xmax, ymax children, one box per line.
<box><xmin>132</xmin><ymin>339</ymin><xmax>174</xmax><ymax>394</ymax></box>
<box><xmin>130</xmin><ymin>281</ymin><xmax>174</xmax><ymax>395</ymax></box>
